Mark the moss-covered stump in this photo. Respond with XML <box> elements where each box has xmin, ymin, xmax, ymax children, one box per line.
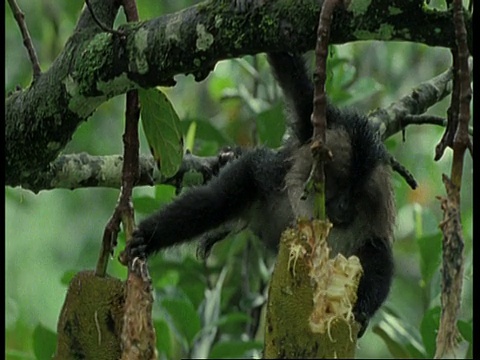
<box><xmin>54</xmin><ymin>270</ymin><xmax>126</xmax><ymax>360</ymax></box>
<box><xmin>264</xmin><ymin>219</ymin><xmax>362</xmax><ymax>358</ymax></box>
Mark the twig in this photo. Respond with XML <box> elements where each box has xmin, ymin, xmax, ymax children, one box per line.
<box><xmin>85</xmin><ymin>0</ymin><xmax>124</xmax><ymax>36</ymax></box>
<box><xmin>401</xmin><ymin>115</ymin><xmax>473</xmax><ymax>136</ymax></box>
<box><xmin>389</xmin><ymin>155</ymin><xmax>418</xmax><ymax>190</ymax></box>
<box><xmin>7</xmin><ymin>0</ymin><xmax>41</xmax><ymax>80</ymax></box>
<box><xmin>434</xmin><ymin>50</ymin><xmax>459</xmax><ymax>161</ymax></box>
<box><xmin>370</xmin><ymin>67</ymin><xmax>456</xmax><ymax>141</ymax></box>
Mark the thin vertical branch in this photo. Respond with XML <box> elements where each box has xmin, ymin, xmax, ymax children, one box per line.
<box><xmin>312</xmin><ymin>0</ymin><xmax>337</xmax><ymax>143</ymax></box>
<box><xmin>117</xmin><ymin>0</ymin><xmax>141</xmax><ymax>263</ymax></box>
<box><xmin>7</xmin><ymin>0</ymin><xmax>42</xmax><ymax>80</ymax></box>
<box><xmin>95</xmin><ymin>1</ymin><xmax>139</xmax><ymax>278</ymax></box>
<box><xmin>122</xmin><ymin>0</ymin><xmax>139</xmax><ymax>21</ymax></box>
<box><xmin>118</xmin><ymin>2</ymin><xmax>158</xmax><ymax>359</ymax></box>
<box><xmin>308</xmin><ymin>0</ymin><xmax>343</xmax><ymax>220</ymax></box>
<box><xmin>434</xmin><ymin>0</ymin><xmax>472</xmax><ymax>357</ymax></box>
<box><xmin>96</xmin><ymin>85</ymin><xmax>140</xmax><ymax>277</ymax></box>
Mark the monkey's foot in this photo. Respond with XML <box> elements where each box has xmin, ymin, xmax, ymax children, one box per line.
<box><xmin>353</xmin><ymin>310</ymin><xmax>369</xmax><ymax>338</ymax></box>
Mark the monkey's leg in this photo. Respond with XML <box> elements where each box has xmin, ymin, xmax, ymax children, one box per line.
<box><xmin>353</xmin><ymin>238</ymin><xmax>394</xmax><ymax>337</ymax></box>
<box><xmin>267</xmin><ymin>52</ymin><xmax>314</xmax><ymax>144</ymax></box>
<box><xmin>125</xmin><ymin>149</ymin><xmax>275</xmax><ymax>258</ymax></box>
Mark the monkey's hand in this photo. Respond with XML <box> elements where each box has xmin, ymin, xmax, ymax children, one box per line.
<box><xmin>120</xmin><ymin>229</ymin><xmax>151</xmax><ymax>264</ymax></box>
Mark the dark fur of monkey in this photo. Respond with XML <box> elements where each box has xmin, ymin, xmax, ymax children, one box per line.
<box><xmin>125</xmin><ymin>52</ymin><xmax>396</xmax><ymax>337</ymax></box>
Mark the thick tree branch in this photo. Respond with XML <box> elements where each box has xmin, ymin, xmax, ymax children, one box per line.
<box><xmin>6</xmin><ymin>0</ymin><xmax>121</xmax><ymax>189</ymax></box>
<box><xmin>23</xmin><ymin>152</ymin><xmax>231</xmax><ymax>193</ymax></box>
<box><xmin>5</xmin><ymin>0</ymin><xmax>472</xmax><ymax>191</ymax></box>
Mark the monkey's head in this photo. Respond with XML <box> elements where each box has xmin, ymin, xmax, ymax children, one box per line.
<box><xmin>325</xmin><ymin>125</ymin><xmax>394</xmax><ymax>235</ymax></box>
<box><xmin>324</xmin><ymin>127</ymin><xmax>354</xmax><ymax>225</ymax></box>
<box><xmin>286</xmin><ymin>114</ymin><xmax>395</xmax><ymax>242</ymax></box>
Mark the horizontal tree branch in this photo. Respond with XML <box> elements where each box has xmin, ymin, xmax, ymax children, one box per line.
<box><xmin>401</xmin><ymin>115</ymin><xmax>473</xmax><ymax>136</ymax></box>
<box><xmin>5</xmin><ymin>0</ymin><xmax>472</xmax><ymax>190</ymax></box>
<box><xmin>20</xmin><ymin>59</ymin><xmax>469</xmax><ymax>193</ymax></box>
<box><xmin>373</xmin><ymin>66</ymin><xmax>454</xmax><ymax>139</ymax></box>
<box><xmin>372</xmin><ymin>57</ymin><xmax>473</xmax><ymax>140</ymax></box>
<box><xmin>23</xmin><ymin>152</ymin><xmax>234</xmax><ymax>193</ymax></box>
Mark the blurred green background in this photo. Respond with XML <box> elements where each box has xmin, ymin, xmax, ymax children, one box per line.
<box><xmin>5</xmin><ymin>1</ymin><xmax>472</xmax><ymax>359</ymax></box>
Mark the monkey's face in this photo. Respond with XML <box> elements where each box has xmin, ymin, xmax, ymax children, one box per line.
<box><xmin>325</xmin><ymin>128</ymin><xmax>356</xmax><ymax>227</ymax></box>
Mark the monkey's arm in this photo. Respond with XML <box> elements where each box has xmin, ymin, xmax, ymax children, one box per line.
<box><xmin>353</xmin><ymin>238</ymin><xmax>394</xmax><ymax>337</ymax></box>
<box><xmin>126</xmin><ymin>148</ymin><xmax>280</xmax><ymax>258</ymax></box>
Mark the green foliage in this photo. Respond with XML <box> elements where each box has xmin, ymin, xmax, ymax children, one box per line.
<box><xmin>154</xmin><ymin>319</ymin><xmax>174</xmax><ymax>358</ymax></box>
<box><xmin>373</xmin><ymin>311</ymin><xmax>426</xmax><ymax>358</ymax></box>
<box><xmin>134</xmin><ymin>185</ymin><xmax>176</xmax><ymax>215</ymax></box>
<box><xmin>368</xmin><ymin>200</ymin><xmax>472</xmax><ymax>359</ymax></box>
<box><xmin>255</xmin><ymin>103</ymin><xmax>286</xmax><ymax>148</ymax></box>
<box><xmin>209</xmin><ymin>340</ymin><xmax>264</xmax><ymax>358</ymax></box>
<box><xmin>420</xmin><ymin>306</ymin><xmax>441</xmax><ymax>357</ymax></box>
<box><xmin>32</xmin><ymin>324</ymin><xmax>57</xmax><ymax>360</ymax></box>
<box><xmin>180</xmin><ymin>118</ymin><xmax>233</xmax><ymax>155</ymax></box>
<box><xmin>139</xmin><ymin>87</ymin><xmax>184</xmax><ymax>178</ymax></box>
<box><xmin>418</xmin><ymin>233</ymin><xmax>442</xmax><ymax>285</ymax></box>
<box><xmin>458</xmin><ymin>320</ymin><xmax>473</xmax><ymax>358</ymax></box>
<box><xmin>59</xmin><ymin>270</ymin><xmax>78</xmax><ymax>286</ymax></box>
<box><xmin>325</xmin><ymin>52</ymin><xmax>383</xmax><ymax>106</ymax></box>
<box><xmin>161</xmin><ymin>298</ymin><xmax>202</xmax><ymax>347</ymax></box>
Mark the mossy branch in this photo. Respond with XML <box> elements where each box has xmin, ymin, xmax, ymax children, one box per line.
<box><xmin>6</xmin><ymin>0</ymin><xmax>471</xmax><ymax>191</ymax></box>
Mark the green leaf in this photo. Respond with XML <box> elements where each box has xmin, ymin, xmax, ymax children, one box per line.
<box><xmin>185</xmin><ymin>121</ymin><xmax>197</xmax><ymax>152</ymax></box>
<box><xmin>209</xmin><ymin>340</ymin><xmax>263</xmax><ymax>358</ymax></box>
<box><xmin>374</xmin><ymin>311</ymin><xmax>426</xmax><ymax>358</ymax></box>
<box><xmin>255</xmin><ymin>103</ymin><xmax>286</xmax><ymax>148</ymax></box>
<box><xmin>457</xmin><ymin>319</ymin><xmax>473</xmax><ymax>343</ymax></box>
<box><xmin>133</xmin><ymin>196</ymin><xmax>164</xmax><ymax>215</ymax></box>
<box><xmin>154</xmin><ymin>319</ymin><xmax>173</xmax><ymax>358</ymax></box>
<box><xmin>181</xmin><ymin>118</ymin><xmax>232</xmax><ymax>145</ymax></box>
<box><xmin>139</xmin><ymin>87</ymin><xmax>184</xmax><ymax>178</ymax></box>
<box><xmin>207</xmin><ymin>72</ymin><xmax>236</xmax><ymax>101</ymax></box>
<box><xmin>133</xmin><ymin>185</ymin><xmax>175</xmax><ymax>215</ymax></box>
<box><xmin>32</xmin><ymin>323</ymin><xmax>57</xmax><ymax>360</ymax></box>
<box><xmin>417</xmin><ymin>233</ymin><xmax>442</xmax><ymax>284</ymax></box>
<box><xmin>161</xmin><ymin>298</ymin><xmax>201</xmax><ymax>345</ymax></box>
<box><xmin>373</xmin><ymin>326</ymin><xmax>410</xmax><ymax>359</ymax></box>
<box><xmin>155</xmin><ymin>269</ymin><xmax>180</xmax><ymax>289</ymax></box>
<box><xmin>60</xmin><ymin>270</ymin><xmax>77</xmax><ymax>286</ymax></box>
<box><xmin>419</xmin><ymin>306</ymin><xmax>441</xmax><ymax>358</ymax></box>
<box><xmin>216</xmin><ymin>312</ymin><xmax>250</xmax><ymax>327</ymax></box>
<box><xmin>154</xmin><ymin>184</ymin><xmax>176</xmax><ymax>202</ymax></box>
<box><xmin>458</xmin><ymin>319</ymin><xmax>473</xmax><ymax>358</ymax></box>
